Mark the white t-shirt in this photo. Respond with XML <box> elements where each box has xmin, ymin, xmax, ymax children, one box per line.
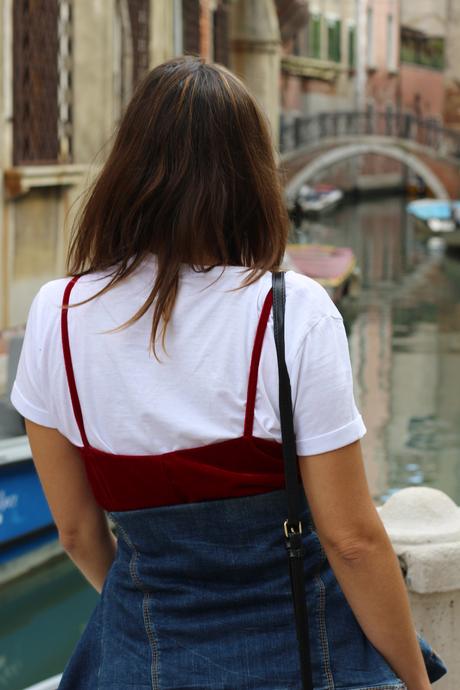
<box><xmin>11</xmin><ymin>255</ymin><xmax>366</xmax><ymax>456</ymax></box>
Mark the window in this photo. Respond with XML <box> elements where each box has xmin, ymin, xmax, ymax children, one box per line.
<box><xmin>13</xmin><ymin>0</ymin><xmax>73</xmax><ymax>165</ymax></box>
<box><xmin>327</xmin><ymin>18</ymin><xmax>341</xmax><ymax>63</ymax></box>
<box><xmin>348</xmin><ymin>24</ymin><xmax>356</xmax><ymax>68</ymax></box>
<box><xmin>366</xmin><ymin>6</ymin><xmax>373</xmax><ymax>66</ymax></box>
<box><xmin>182</xmin><ymin>0</ymin><xmax>200</xmax><ymax>55</ymax></box>
<box><xmin>387</xmin><ymin>14</ymin><xmax>395</xmax><ymax>70</ymax></box>
<box><xmin>213</xmin><ymin>1</ymin><xmax>230</xmax><ymax>66</ymax></box>
<box><xmin>114</xmin><ymin>0</ymin><xmax>150</xmax><ymax>121</ymax></box>
<box><xmin>293</xmin><ymin>24</ymin><xmax>308</xmax><ymax>56</ymax></box>
<box><xmin>127</xmin><ymin>0</ymin><xmax>150</xmax><ymax>87</ymax></box>
<box><xmin>400</xmin><ymin>26</ymin><xmax>444</xmax><ymax>70</ymax></box>
<box><xmin>308</xmin><ymin>13</ymin><xmax>321</xmax><ymax>59</ymax></box>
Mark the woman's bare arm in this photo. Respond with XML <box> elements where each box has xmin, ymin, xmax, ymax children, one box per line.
<box><xmin>299</xmin><ymin>440</ymin><xmax>430</xmax><ymax>690</ymax></box>
<box><xmin>25</xmin><ymin>420</ymin><xmax>117</xmax><ymax>593</ymax></box>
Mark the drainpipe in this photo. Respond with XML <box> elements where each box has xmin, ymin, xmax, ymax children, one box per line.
<box><xmin>379</xmin><ymin>486</ymin><xmax>460</xmax><ymax>688</ymax></box>
<box><xmin>229</xmin><ymin>0</ymin><xmax>281</xmax><ymax>148</ymax></box>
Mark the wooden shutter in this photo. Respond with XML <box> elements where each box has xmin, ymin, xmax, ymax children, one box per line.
<box><xmin>308</xmin><ymin>14</ymin><xmax>321</xmax><ymax>59</ymax></box>
<box><xmin>327</xmin><ymin>19</ymin><xmax>341</xmax><ymax>63</ymax></box>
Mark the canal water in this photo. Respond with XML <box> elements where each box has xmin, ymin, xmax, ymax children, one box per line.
<box><xmin>1</xmin><ymin>194</ymin><xmax>460</xmax><ymax>690</ymax></box>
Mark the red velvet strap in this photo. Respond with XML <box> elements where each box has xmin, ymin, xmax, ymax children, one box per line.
<box><xmin>244</xmin><ymin>288</ymin><xmax>273</xmax><ymax>437</ymax></box>
<box><xmin>61</xmin><ymin>276</ymin><xmax>273</xmax><ymax>446</ymax></box>
<box><xmin>61</xmin><ymin>276</ymin><xmax>89</xmax><ymax>447</ymax></box>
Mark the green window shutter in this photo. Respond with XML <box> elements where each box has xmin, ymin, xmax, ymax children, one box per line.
<box><xmin>308</xmin><ymin>15</ymin><xmax>321</xmax><ymax>59</ymax></box>
<box><xmin>327</xmin><ymin>19</ymin><xmax>341</xmax><ymax>62</ymax></box>
<box><xmin>348</xmin><ymin>25</ymin><xmax>356</xmax><ymax>67</ymax></box>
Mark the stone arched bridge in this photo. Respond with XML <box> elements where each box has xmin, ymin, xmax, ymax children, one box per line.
<box><xmin>279</xmin><ymin>111</ymin><xmax>460</xmax><ymax>201</ymax></box>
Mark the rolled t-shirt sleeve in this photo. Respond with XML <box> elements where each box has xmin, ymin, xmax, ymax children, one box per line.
<box><xmin>10</xmin><ymin>288</ymin><xmax>56</xmax><ymax>428</ymax></box>
<box><xmin>292</xmin><ymin>313</ymin><xmax>366</xmax><ymax>456</ymax></box>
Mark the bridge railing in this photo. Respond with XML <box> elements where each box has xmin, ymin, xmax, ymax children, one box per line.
<box><xmin>279</xmin><ymin>110</ymin><xmax>460</xmax><ymax>160</ymax></box>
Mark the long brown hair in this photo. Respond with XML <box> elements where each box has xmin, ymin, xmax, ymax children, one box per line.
<box><xmin>67</xmin><ymin>55</ymin><xmax>289</xmax><ymax>356</ymax></box>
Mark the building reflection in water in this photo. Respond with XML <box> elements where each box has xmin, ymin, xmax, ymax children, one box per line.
<box><xmin>293</xmin><ymin>196</ymin><xmax>460</xmax><ymax>505</ymax></box>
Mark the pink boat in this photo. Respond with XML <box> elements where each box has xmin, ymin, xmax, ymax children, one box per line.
<box><xmin>284</xmin><ymin>243</ymin><xmax>359</xmax><ymax>302</ymax></box>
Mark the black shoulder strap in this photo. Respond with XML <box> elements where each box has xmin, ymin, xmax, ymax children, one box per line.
<box><xmin>272</xmin><ymin>270</ymin><xmax>314</xmax><ymax>690</ymax></box>
<box><xmin>272</xmin><ymin>271</ymin><xmax>303</xmax><ymax>526</ymax></box>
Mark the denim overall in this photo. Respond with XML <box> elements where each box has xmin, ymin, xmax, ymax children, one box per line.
<box><xmin>57</xmin><ymin>277</ymin><xmax>445</xmax><ymax>690</ymax></box>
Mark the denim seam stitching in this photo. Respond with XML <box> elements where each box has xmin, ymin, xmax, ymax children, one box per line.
<box><xmin>315</xmin><ymin>569</ymin><xmax>335</xmax><ymax>690</ymax></box>
<box><xmin>115</xmin><ymin>521</ymin><xmax>161</xmax><ymax>690</ymax></box>
<box><xmin>96</xmin><ymin>593</ymin><xmax>105</xmax><ymax>690</ymax></box>
<box><xmin>350</xmin><ymin>685</ymin><xmax>406</xmax><ymax>690</ymax></box>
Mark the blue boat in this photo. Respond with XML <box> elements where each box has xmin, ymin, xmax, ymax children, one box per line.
<box><xmin>407</xmin><ymin>198</ymin><xmax>460</xmax><ymax>248</ymax></box>
<box><xmin>0</xmin><ymin>333</ymin><xmax>59</xmax><ymax>582</ymax></box>
<box><xmin>0</xmin><ymin>439</ymin><xmax>57</xmax><ymax>568</ymax></box>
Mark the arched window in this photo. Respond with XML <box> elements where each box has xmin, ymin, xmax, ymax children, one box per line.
<box><xmin>114</xmin><ymin>0</ymin><xmax>150</xmax><ymax>121</ymax></box>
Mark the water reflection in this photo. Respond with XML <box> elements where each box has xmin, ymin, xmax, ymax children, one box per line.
<box><xmin>293</xmin><ymin>197</ymin><xmax>460</xmax><ymax>504</ymax></box>
<box><xmin>0</xmin><ymin>557</ymin><xmax>98</xmax><ymax>690</ymax></box>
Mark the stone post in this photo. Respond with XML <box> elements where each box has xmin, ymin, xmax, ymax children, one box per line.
<box><xmin>379</xmin><ymin>487</ymin><xmax>460</xmax><ymax>689</ymax></box>
<box><xmin>229</xmin><ymin>0</ymin><xmax>281</xmax><ymax>148</ymax></box>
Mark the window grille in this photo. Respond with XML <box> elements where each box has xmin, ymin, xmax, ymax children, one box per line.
<box><xmin>57</xmin><ymin>0</ymin><xmax>73</xmax><ymax>161</ymax></box>
<box><xmin>13</xmin><ymin>0</ymin><xmax>60</xmax><ymax>165</ymax></box>
<box><xmin>127</xmin><ymin>0</ymin><xmax>150</xmax><ymax>86</ymax></box>
<box><xmin>182</xmin><ymin>0</ymin><xmax>200</xmax><ymax>55</ymax></box>
<box><xmin>13</xmin><ymin>0</ymin><xmax>73</xmax><ymax>165</ymax></box>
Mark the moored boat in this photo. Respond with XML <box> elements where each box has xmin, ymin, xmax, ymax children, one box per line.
<box><xmin>0</xmin><ymin>436</ymin><xmax>59</xmax><ymax>583</ymax></box>
<box><xmin>283</xmin><ymin>243</ymin><xmax>360</xmax><ymax>302</ymax></box>
<box><xmin>294</xmin><ymin>183</ymin><xmax>344</xmax><ymax>217</ymax></box>
<box><xmin>407</xmin><ymin>198</ymin><xmax>460</xmax><ymax>250</ymax></box>
<box><xmin>0</xmin><ymin>331</ymin><xmax>59</xmax><ymax>583</ymax></box>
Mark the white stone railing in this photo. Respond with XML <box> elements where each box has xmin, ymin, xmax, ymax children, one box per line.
<box><xmin>379</xmin><ymin>487</ymin><xmax>460</xmax><ymax>689</ymax></box>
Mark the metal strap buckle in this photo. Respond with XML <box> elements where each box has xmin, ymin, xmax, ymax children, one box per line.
<box><xmin>284</xmin><ymin>519</ymin><xmax>303</xmax><ymax>538</ymax></box>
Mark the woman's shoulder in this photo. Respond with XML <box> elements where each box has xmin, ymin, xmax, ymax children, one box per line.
<box><xmin>281</xmin><ymin>269</ymin><xmax>343</xmax><ymax>332</ymax></box>
<box><xmin>34</xmin><ymin>270</ymin><xmax>113</xmax><ymax>305</ymax></box>
<box><xmin>255</xmin><ymin>269</ymin><xmax>344</xmax><ymax>362</ymax></box>
<box><xmin>27</xmin><ymin>271</ymin><xmax>114</xmax><ymax>331</ymax></box>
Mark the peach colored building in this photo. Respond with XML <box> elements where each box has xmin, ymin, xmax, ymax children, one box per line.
<box><xmin>398</xmin><ymin>0</ymin><xmax>460</xmax><ymax>129</ymax></box>
<box><xmin>279</xmin><ymin>0</ymin><xmax>356</xmax><ymax>117</ymax></box>
<box><xmin>364</xmin><ymin>0</ymin><xmax>400</xmax><ymax>113</ymax></box>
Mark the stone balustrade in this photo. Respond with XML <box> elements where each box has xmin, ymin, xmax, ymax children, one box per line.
<box><xmin>379</xmin><ymin>487</ymin><xmax>460</xmax><ymax>689</ymax></box>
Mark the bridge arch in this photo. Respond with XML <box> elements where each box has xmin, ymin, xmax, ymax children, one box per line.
<box><xmin>285</xmin><ymin>142</ymin><xmax>450</xmax><ymax>201</ymax></box>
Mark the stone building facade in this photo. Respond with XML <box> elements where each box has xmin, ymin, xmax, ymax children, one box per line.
<box><xmin>280</xmin><ymin>0</ymin><xmax>356</xmax><ymax>116</ymax></box>
<box><xmin>400</xmin><ymin>0</ymin><xmax>460</xmax><ymax>129</ymax></box>
<box><xmin>0</xmin><ymin>0</ymin><xmax>283</xmax><ymax>334</ymax></box>
<box><xmin>0</xmin><ymin>0</ymin><xmax>175</xmax><ymax>330</ymax></box>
